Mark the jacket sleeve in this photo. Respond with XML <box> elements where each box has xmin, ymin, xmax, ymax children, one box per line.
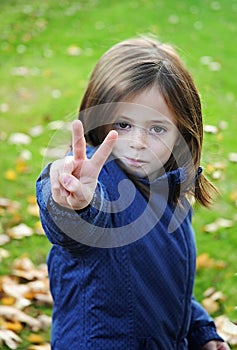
<box><xmin>188</xmin><ymin>296</ymin><xmax>224</xmax><ymax>349</ymax></box>
<box><xmin>36</xmin><ymin>163</ymin><xmax>109</xmax><ymax>250</ymax></box>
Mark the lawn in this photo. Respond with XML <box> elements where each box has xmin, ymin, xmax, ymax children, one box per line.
<box><xmin>0</xmin><ymin>0</ymin><xmax>237</xmax><ymax>348</ymax></box>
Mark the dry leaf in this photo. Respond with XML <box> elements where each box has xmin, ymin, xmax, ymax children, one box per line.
<box><xmin>27</xmin><ymin>204</ymin><xmax>40</xmax><ymax>217</ymax></box>
<box><xmin>29</xmin><ymin>125</ymin><xmax>43</xmax><ymax>137</ymax></box>
<box><xmin>37</xmin><ymin>315</ymin><xmax>52</xmax><ymax>329</ymax></box>
<box><xmin>8</xmin><ymin>223</ymin><xmax>33</xmax><ymax>239</ymax></box>
<box><xmin>196</xmin><ymin>253</ymin><xmax>214</xmax><ymax>270</ymax></box>
<box><xmin>0</xmin><ymin>248</ymin><xmax>10</xmax><ymax>262</ymax></box>
<box><xmin>0</xmin><ymin>329</ymin><xmax>22</xmax><ymax>349</ymax></box>
<box><xmin>5</xmin><ymin>169</ymin><xmax>17</xmax><ymax>181</ymax></box>
<box><xmin>19</xmin><ymin>149</ymin><xmax>32</xmax><ymax>160</ymax></box>
<box><xmin>0</xmin><ymin>306</ymin><xmax>41</xmax><ymax>331</ymax></box>
<box><xmin>204</xmin><ymin>124</ymin><xmax>218</xmax><ymax>134</ymax></box>
<box><xmin>229</xmin><ymin>153</ymin><xmax>237</xmax><ymax>163</ymax></box>
<box><xmin>215</xmin><ymin>315</ymin><xmax>237</xmax><ymax>345</ymax></box>
<box><xmin>202</xmin><ymin>297</ymin><xmax>220</xmax><ymax>314</ymax></box>
<box><xmin>0</xmin><ymin>234</ymin><xmax>10</xmax><ymax>245</ymax></box>
<box><xmin>15</xmin><ymin>158</ymin><xmax>29</xmax><ymax>173</ymax></box>
<box><xmin>196</xmin><ymin>253</ymin><xmax>226</xmax><ymax>271</ymax></box>
<box><xmin>202</xmin><ymin>287</ymin><xmax>226</xmax><ymax>315</ymax></box>
<box><xmin>67</xmin><ymin>45</ymin><xmax>82</xmax><ymax>56</ymax></box>
<box><xmin>1</xmin><ymin>296</ymin><xmax>16</xmax><ymax>306</ymax></box>
<box><xmin>8</xmin><ymin>133</ymin><xmax>31</xmax><ymax>145</ymax></box>
<box><xmin>203</xmin><ymin>218</ymin><xmax>234</xmax><ymax>233</ymax></box>
<box><xmin>34</xmin><ymin>221</ymin><xmax>44</xmax><ymax>235</ymax></box>
<box><xmin>27</xmin><ymin>333</ymin><xmax>44</xmax><ymax>344</ymax></box>
<box><xmin>0</xmin><ymin>198</ymin><xmax>19</xmax><ymax>210</ymax></box>
<box><xmin>5</xmin><ymin>320</ymin><xmax>23</xmax><ymax>332</ymax></box>
<box><xmin>27</xmin><ymin>195</ymin><xmax>37</xmax><ymax>204</ymax></box>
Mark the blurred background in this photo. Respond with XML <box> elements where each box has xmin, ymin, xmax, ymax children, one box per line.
<box><xmin>0</xmin><ymin>0</ymin><xmax>237</xmax><ymax>348</ymax></box>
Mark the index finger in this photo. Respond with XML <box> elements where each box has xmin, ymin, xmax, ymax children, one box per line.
<box><xmin>72</xmin><ymin>120</ymin><xmax>86</xmax><ymax>161</ymax></box>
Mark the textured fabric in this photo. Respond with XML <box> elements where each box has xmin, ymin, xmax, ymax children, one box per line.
<box><xmin>36</xmin><ymin>146</ymin><xmax>223</xmax><ymax>350</ymax></box>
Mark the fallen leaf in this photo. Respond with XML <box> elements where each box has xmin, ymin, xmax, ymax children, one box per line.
<box><xmin>215</xmin><ymin>315</ymin><xmax>237</xmax><ymax>345</ymax></box>
<box><xmin>19</xmin><ymin>149</ymin><xmax>32</xmax><ymax>160</ymax></box>
<box><xmin>27</xmin><ymin>204</ymin><xmax>40</xmax><ymax>217</ymax></box>
<box><xmin>202</xmin><ymin>297</ymin><xmax>220</xmax><ymax>313</ymax></box>
<box><xmin>229</xmin><ymin>153</ymin><xmax>237</xmax><ymax>163</ymax></box>
<box><xmin>29</xmin><ymin>125</ymin><xmax>43</xmax><ymax>137</ymax></box>
<box><xmin>203</xmin><ymin>218</ymin><xmax>234</xmax><ymax>233</ymax></box>
<box><xmin>67</xmin><ymin>45</ymin><xmax>82</xmax><ymax>56</ymax></box>
<box><xmin>15</xmin><ymin>158</ymin><xmax>29</xmax><ymax>173</ymax></box>
<box><xmin>0</xmin><ymin>306</ymin><xmax>41</xmax><ymax>331</ymax></box>
<box><xmin>0</xmin><ymin>329</ymin><xmax>22</xmax><ymax>349</ymax></box>
<box><xmin>204</xmin><ymin>124</ymin><xmax>218</xmax><ymax>134</ymax></box>
<box><xmin>5</xmin><ymin>320</ymin><xmax>23</xmax><ymax>332</ymax></box>
<box><xmin>27</xmin><ymin>333</ymin><xmax>44</xmax><ymax>344</ymax></box>
<box><xmin>196</xmin><ymin>253</ymin><xmax>214</xmax><ymax>269</ymax></box>
<box><xmin>0</xmin><ymin>248</ymin><xmax>10</xmax><ymax>261</ymax></box>
<box><xmin>5</xmin><ymin>169</ymin><xmax>17</xmax><ymax>181</ymax></box>
<box><xmin>0</xmin><ymin>102</ymin><xmax>9</xmax><ymax>113</ymax></box>
<box><xmin>218</xmin><ymin>121</ymin><xmax>228</xmax><ymax>130</ymax></box>
<box><xmin>0</xmin><ymin>234</ymin><xmax>10</xmax><ymax>245</ymax></box>
<box><xmin>202</xmin><ymin>287</ymin><xmax>226</xmax><ymax>315</ymax></box>
<box><xmin>34</xmin><ymin>221</ymin><xmax>44</xmax><ymax>235</ymax></box>
<box><xmin>0</xmin><ymin>197</ymin><xmax>21</xmax><ymax>213</ymax></box>
<box><xmin>1</xmin><ymin>296</ymin><xmax>16</xmax><ymax>306</ymax></box>
<box><xmin>209</xmin><ymin>61</ymin><xmax>221</xmax><ymax>71</ymax></box>
<box><xmin>8</xmin><ymin>223</ymin><xmax>33</xmax><ymax>239</ymax></box>
<box><xmin>8</xmin><ymin>133</ymin><xmax>31</xmax><ymax>145</ymax></box>
<box><xmin>196</xmin><ymin>253</ymin><xmax>226</xmax><ymax>270</ymax></box>
<box><xmin>11</xmin><ymin>66</ymin><xmax>29</xmax><ymax>77</ymax></box>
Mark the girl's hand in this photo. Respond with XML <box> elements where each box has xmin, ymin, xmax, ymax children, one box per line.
<box><xmin>201</xmin><ymin>340</ymin><xmax>230</xmax><ymax>350</ymax></box>
<box><xmin>50</xmin><ymin>120</ymin><xmax>118</xmax><ymax>210</ymax></box>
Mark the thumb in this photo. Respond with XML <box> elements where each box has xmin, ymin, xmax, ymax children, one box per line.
<box><xmin>59</xmin><ymin>173</ymin><xmax>79</xmax><ymax>193</ymax></box>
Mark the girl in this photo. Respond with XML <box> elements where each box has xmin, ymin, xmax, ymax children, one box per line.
<box><xmin>36</xmin><ymin>37</ymin><xmax>229</xmax><ymax>349</ymax></box>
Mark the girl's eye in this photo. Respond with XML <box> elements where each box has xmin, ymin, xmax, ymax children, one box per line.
<box><xmin>114</xmin><ymin>122</ymin><xmax>131</xmax><ymax>130</ymax></box>
<box><xmin>150</xmin><ymin>125</ymin><xmax>166</xmax><ymax>135</ymax></box>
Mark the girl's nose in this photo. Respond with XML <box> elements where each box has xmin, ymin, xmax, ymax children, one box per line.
<box><xmin>129</xmin><ymin>127</ymin><xmax>147</xmax><ymax>150</ymax></box>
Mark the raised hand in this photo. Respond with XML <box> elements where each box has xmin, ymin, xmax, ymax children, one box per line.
<box><xmin>50</xmin><ymin>120</ymin><xmax>118</xmax><ymax>210</ymax></box>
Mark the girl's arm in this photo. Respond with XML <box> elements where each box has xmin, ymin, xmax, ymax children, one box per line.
<box><xmin>188</xmin><ymin>297</ymin><xmax>229</xmax><ymax>349</ymax></box>
<box><xmin>36</xmin><ymin>120</ymin><xmax>117</xmax><ymax>248</ymax></box>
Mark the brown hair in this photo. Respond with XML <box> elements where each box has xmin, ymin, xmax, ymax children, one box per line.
<box><xmin>78</xmin><ymin>36</ymin><xmax>216</xmax><ymax>207</ymax></box>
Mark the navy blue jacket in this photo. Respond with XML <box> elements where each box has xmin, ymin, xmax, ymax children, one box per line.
<box><xmin>36</xmin><ymin>147</ymin><xmax>223</xmax><ymax>349</ymax></box>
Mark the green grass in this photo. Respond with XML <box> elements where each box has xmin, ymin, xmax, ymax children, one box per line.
<box><xmin>1</xmin><ymin>0</ymin><xmax>237</xmax><ymax>348</ymax></box>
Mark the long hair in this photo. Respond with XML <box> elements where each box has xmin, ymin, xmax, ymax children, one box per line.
<box><xmin>78</xmin><ymin>36</ymin><xmax>216</xmax><ymax>207</ymax></box>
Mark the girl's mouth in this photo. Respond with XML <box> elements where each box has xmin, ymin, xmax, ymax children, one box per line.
<box><xmin>125</xmin><ymin>157</ymin><xmax>147</xmax><ymax>167</ymax></box>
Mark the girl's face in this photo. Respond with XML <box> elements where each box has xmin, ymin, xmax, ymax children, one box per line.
<box><xmin>111</xmin><ymin>87</ymin><xmax>179</xmax><ymax>181</ymax></box>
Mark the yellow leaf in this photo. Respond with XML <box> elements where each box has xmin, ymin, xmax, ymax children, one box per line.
<box><xmin>202</xmin><ymin>297</ymin><xmax>220</xmax><ymax>314</ymax></box>
<box><xmin>1</xmin><ymin>297</ymin><xmax>15</xmax><ymax>306</ymax></box>
<box><xmin>230</xmin><ymin>191</ymin><xmax>237</xmax><ymax>202</ymax></box>
<box><xmin>5</xmin><ymin>321</ymin><xmax>23</xmax><ymax>332</ymax></box>
<box><xmin>15</xmin><ymin>158</ymin><xmax>29</xmax><ymax>173</ymax></box>
<box><xmin>27</xmin><ymin>334</ymin><xmax>44</xmax><ymax>344</ymax></box>
<box><xmin>34</xmin><ymin>221</ymin><xmax>44</xmax><ymax>235</ymax></box>
<box><xmin>4</xmin><ymin>169</ymin><xmax>17</xmax><ymax>181</ymax></box>
<box><xmin>27</xmin><ymin>204</ymin><xmax>40</xmax><ymax>217</ymax></box>
<box><xmin>27</xmin><ymin>195</ymin><xmax>37</xmax><ymax>204</ymax></box>
<box><xmin>196</xmin><ymin>253</ymin><xmax>214</xmax><ymax>270</ymax></box>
